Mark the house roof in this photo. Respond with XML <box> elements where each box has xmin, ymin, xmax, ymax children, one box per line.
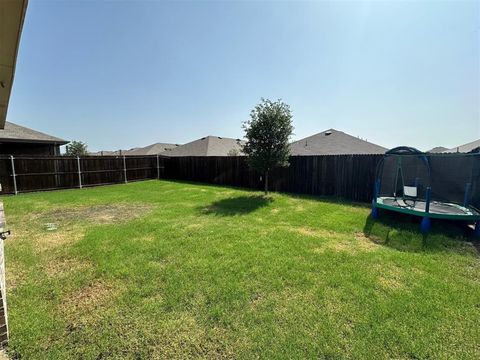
<box><xmin>0</xmin><ymin>0</ymin><xmax>28</xmax><ymax>129</ymax></box>
<box><xmin>427</xmin><ymin>146</ymin><xmax>448</xmax><ymax>153</ymax></box>
<box><xmin>445</xmin><ymin>139</ymin><xmax>480</xmax><ymax>153</ymax></box>
<box><xmin>163</xmin><ymin>136</ymin><xmax>245</xmax><ymax>157</ymax></box>
<box><xmin>0</xmin><ymin>121</ymin><xmax>68</xmax><ymax>145</ymax></box>
<box><xmin>125</xmin><ymin>142</ymin><xmax>179</xmax><ymax>156</ymax></box>
<box><xmin>88</xmin><ymin>150</ymin><xmax>123</xmax><ymax>156</ymax></box>
<box><xmin>290</xmin><ymin>129</ymin><xmax>387</xmax><ymax>155</ymax></box>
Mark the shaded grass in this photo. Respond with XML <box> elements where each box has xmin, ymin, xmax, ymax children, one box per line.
<box><xmin>1</xmin><ymin>180</ymin><xmax>479</xmax><ymax>359</ymax></box>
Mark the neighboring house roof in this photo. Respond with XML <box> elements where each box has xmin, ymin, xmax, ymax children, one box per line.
<box><xmin>164</xmin><ymin>136</ymin><xmax>245</xmax><ymax>156</ymax></box>
<box><xmin>0</xmin><ymin>121</ymin><xmax>68</xmax><ymax>145</ymax></box>
<box><xmin>290</xmin><ymin>129</ymin><xmax>387</xmax><ymax>155</ymax></box>
<box><xmin>88</xmin><ymin>150</ymin><xmax>124</xmax><ymax>156</ymax></box>
<box><xmin>0</xmin><ymin>0</ymin><xmax>28</xmax><ymax>129</ymax></box>
<box><xmin>427</xmin><ymin>146</ymin><xmax>448</xmax><ymax>153</ymax></box>
<box><xmin>445</xmin><ymin>139</ymin><xmax>480</xmax><ymax>153</ymax></box>
<box><xmin>125</xmin><ymin>143</ymin><xmax>179</xmax><ymax>156</ymax></box>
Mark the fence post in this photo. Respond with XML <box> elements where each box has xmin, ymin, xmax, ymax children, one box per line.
<box><xmin>156</xmin><ymin>155</ymin><xmax>160</xmax><ymax>179</ymax></box>
<box><xmin>77</xmin><ymin>156</ymin><xmax>82</xmax><ymax>189</ymax></box>
<box><xmin>123</xmin><ymin>155</ymin><xmax>127</xmax><ymax>183</ymax></box>
<box><xmin>9</xmin><ymin>156</ymin><xmax>17</xmax><ymax>195</ymax></box>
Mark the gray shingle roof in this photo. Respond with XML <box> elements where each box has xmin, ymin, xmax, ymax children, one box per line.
<box><xmin>164</xmin><ymin>136</ymin><xmax>245</xmax><ymax>157</ymax></box>
<box><xmin>88</xmin><ymin>150</ymin><xmax>123</xmax><ymax>156</ymax></box>
<box><xmin>445</xmin><ymin>139</ymin><xmax>480</xmax><ymax>153</ymax></box>
<box><xmin>0</xmin><ymin>121</ymin><xmax>68</xmax><ymax>144</ymax></box>
<box><xmin>427</xmin><ymin>146</ymin><xmax>448</xmax><ymax>153</ymax></box>
<box><xmin>125</xmin><ymin>143</ymin><xmax>179</xmax><ymax>156</ymax></box>
<box><xmin>290</xmin><ymin>129</ymin><xmax>386</xmax><ymax>155</ymax></box>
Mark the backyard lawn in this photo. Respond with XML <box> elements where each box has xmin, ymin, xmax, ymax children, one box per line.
<box><xmin>2</xmin><ymin>180</ymin><xmax>479</xmax><ymax>359</ymax></box>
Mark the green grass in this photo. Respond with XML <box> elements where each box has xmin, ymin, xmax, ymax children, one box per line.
<box><xmin>2</xmin><ymin>180</ymin><xmax>479</xmax><ymax>359</ymax></box>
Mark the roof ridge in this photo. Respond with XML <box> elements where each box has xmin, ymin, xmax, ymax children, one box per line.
<box><xmin>205</xmin><ymin>135</ymin><xmax>213</xmax><ymax>156</ymax></box>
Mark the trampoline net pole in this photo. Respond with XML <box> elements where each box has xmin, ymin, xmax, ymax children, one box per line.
<box><xmin>463</xmin><ymin>183</ymin><xmax>471</xmax><ymax>208</ymax></box>
<box><xmin>425</xmin><ymin>187</ymin><xmax>431</xmax><ymax>213</ymax></box>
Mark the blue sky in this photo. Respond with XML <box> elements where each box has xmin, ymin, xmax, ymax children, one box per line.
<box><xmin>7</xmin><ymin>0</ymin><xmax>480</xmax><ymax>152</ymax></box>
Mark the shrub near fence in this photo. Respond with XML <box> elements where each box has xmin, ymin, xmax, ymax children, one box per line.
<box><xmin>0</xmin><ymin>154</ymin><xmax>383</xmax><ymax>203</ymax></box>
<box><xmin>163</xmin><ymin>155</ymin><xmax>383</xmax><ymax>203</ymax></box>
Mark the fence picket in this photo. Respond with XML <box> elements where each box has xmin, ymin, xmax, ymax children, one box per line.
<box><xmin>0</xmin><ymin>154</ymin><xmax>383</xmax><ymax>202</ymax></box>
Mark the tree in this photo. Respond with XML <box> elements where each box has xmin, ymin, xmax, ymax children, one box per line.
<box><xmin>242</xmin><ymin>98</ymin><xmax>294</xmax><ymax>195</ymax></box>
<box><xmin>227</xmin><ymin>148</ymin><xmax>240</xmax><ymax>156</ymax></box>
<box><xmin>65</xmin><ymin>141</ymin><xmax>88</xmax><ymax>157</ymax></box>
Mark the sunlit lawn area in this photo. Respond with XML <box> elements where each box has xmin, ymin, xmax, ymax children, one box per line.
<box><xmin>2</xmin><ymin>180</ymin><xmax>479</xmax><ymax>359</ymax></box>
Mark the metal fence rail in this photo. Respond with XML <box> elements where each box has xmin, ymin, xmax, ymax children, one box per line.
<box><xmin>0</xmin><ymin>155</ymin><xmax>167</xmax><ymax>195</ymax></box>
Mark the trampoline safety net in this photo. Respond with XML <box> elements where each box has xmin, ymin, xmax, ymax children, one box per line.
<box><xmin>376</xmin><ymin>149</ymin><xmax>480</xmax><ymax>210</ymax></box>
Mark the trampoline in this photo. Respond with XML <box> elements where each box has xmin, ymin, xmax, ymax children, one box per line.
<box><xmin>371</xmin><ymin>146</ymin><xmax>480</xmax><ymax>234</ymax></box>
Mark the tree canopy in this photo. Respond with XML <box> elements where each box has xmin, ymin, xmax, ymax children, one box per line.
<box><xmin>65</xmin><ymin>141</ymin><xmax>88</xmax><ymax>157</ymax></box>
<box><xmin>243</xmin><ymin>98</ymin><xmax>294</xmax><ymax>194</ymax></box>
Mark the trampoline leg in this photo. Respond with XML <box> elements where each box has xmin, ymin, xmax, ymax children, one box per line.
<box><xmin>371</xmin><ymin>203</ymin><xmax>379</xmax><ymax>219</ymax></box>
<box><xmin>420</xmin><ymin>217</ymin><xmax>431</xmax><ymax>233</ymax></box>
<box><xmin>474</xmin><ymin>222</ymin><xmax>480</xmax><ymax>238</ymax></box>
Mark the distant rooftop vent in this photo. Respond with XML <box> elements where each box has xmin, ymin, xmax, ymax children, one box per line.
<box><xmin>218</xmin><ymin>137</ymin><xmax>222</xmax><ymax>139</ymax></box>
<box><xmin>201</xmin><ymin>137</ymin><xmax>206</xmax><ymax>140</ymax></box>
<box><xmin>325</xmin><ymin>130</ymin><xmax>332</xmax><ymax>136</ymax></box>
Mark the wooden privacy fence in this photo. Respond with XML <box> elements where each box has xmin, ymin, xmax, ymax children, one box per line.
<box><xmin>163</xmin><ymin>155</ymin><xmax>383</xmax><ymax>203</ymax></box>
<box><xmin>0</xmin><ymin>155</ymin><xmax>167</xmax><ymax>194</ymax></box>
<box><xmin>0</xmin><ymin>154</ymin><xmax>383</xmax><ymax>203</ymax></box>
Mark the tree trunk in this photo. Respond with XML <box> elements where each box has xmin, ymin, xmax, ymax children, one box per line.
<box><xmin>264</xmin><ymin>170</ymin><xmax>269</xmax><ymax>195</ymax></box>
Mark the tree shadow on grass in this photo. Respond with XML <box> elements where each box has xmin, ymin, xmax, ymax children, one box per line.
<box><xmin>363</xmin><ymin>210</ymin><xmax>478</xmax><ymax>255</ymax></box>
<box><xmin>200</xmin><ymin>196</ymin><xmax>273</xmax><ymax>216</ymax></box>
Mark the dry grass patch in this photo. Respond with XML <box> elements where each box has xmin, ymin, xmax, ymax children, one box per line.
<box><xmin>378</xmin><ymin>275</ymin><xmax>404</xmax><ymax>290</ymax></box>
<box><xmin>186</xmin><ymin>223</ymin><xmax>204</xmax><ymax>230</ymax></box>
<box><xmin>33</xmin><ymin>203</ymin><xmax>154</xmax><ymax>225</ymax></box>
<box><xmin>61</xmin><ymin>280</ymin><xmax>120</xmax><ymax>319</ymax></box>
<box><xmin>149</xmin><ymin>313</ymin><xmax>241</xmax><ymax>359</ymax></box>
<box><xmin>290</xmin><ymin>226</ymin><xmax>340</xmax><ymax>239</ymax></box>
<box><xmin>6</xmin><ymin>262</ymin><xmax>27</xmax><ymax>291</ymax></box>
<box><xmin>354</xmin><ymin>232</ymin><xmax>381</xmax><ymax>251</ymax></box>
<box><xmin>373</xmin><ymin>264</ymin><xmax>406</xmax><ymax>290</ymax></box>
<box><xmin>38</xmin><ymin>227</ymin><xmax>85</xmax><ymax>251</ymax></box>
<box><xmin>329</xmin><ymin>237</ymin><xmax>380</xmax><ymax>254</ymax></box>
<box><xmin>8</xmin><ymin>225</ymin><xmax>85</xmax><ymax>251</ymax></box>
<box><xmin>44</xmin><ymin>258</ymin><xmax>92</xmax><ymax>278</ymax></box>
<box><xmin>305</xmin><ymin>230</ymin><xmax>380</xmax><ymax>255</ymax></box>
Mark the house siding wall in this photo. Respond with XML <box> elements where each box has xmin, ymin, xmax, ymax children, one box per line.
<box><xmin>0</xmin><ymin>142</ymin><xmax>60</xmax><ymax>156</ymax></box>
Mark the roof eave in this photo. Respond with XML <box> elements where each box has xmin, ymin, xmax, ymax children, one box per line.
<box><xmin>0</xmin><ymin>138</ymin><xmax>68</xmax><ymax>145</ymax></box>
<box><xmin>0</xmin><ymin>0</ymin><xmax>28</xmax><ymax>129</ymax></box>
